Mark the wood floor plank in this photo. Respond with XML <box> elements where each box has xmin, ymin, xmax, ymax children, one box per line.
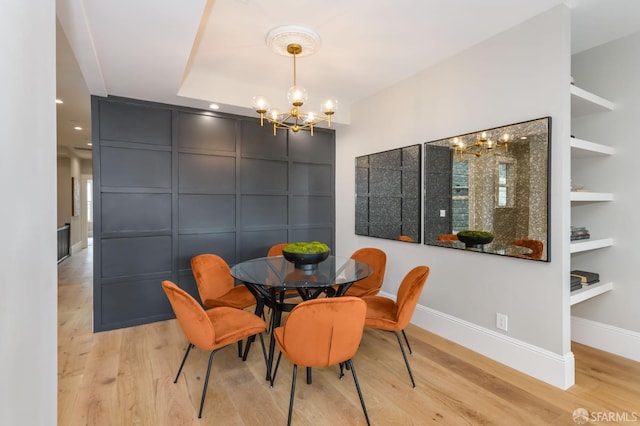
<box><xmin>58</xmin><ymin>246</ymin><xmax>640</xmax><ymax>425</ymax></box>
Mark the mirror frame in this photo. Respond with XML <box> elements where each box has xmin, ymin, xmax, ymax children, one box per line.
<box><xmin>423</xmin><ymin>117</ymin><xmax>551</xmax><ymax>261</ymax></box>
<box><xmin>355</xmin><ymin>144</ymin><xmax>422</xmax><ymax>243</ymax></box>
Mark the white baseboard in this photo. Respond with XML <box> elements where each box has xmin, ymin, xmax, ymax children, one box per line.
<box><xmin>571</xmin><ymin>316</ymin><xmax>640</xmax><ymax>362</ymax></box>
<box><xmin>378</xmin><ymin>291</ymin><xmax>575</xmax><ymax>390</ymax></box>
<box><xmin>71</xmin><ymin>241</ymin><xmax>84</xmax><ymax>255</ymax></box>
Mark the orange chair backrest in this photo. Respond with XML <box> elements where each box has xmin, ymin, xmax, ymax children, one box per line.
<box><xmin>511</xmin><ymin>239</ymin><xmax>543</xmax><ymax>260</ymax></box>
<box><xmin>396</xmin><ymin>266</ymin><xmax>430</xmax><ymax>329</ymax></box>
<box><xmin>280</xmin><ymin>297</ymin><xmax>366</xmax><ymax>367</ymax></box>
<box><xmin>191</xmin><ymin>254</ymin><xmax>234</xmax><ymax>302</ymax></box>
<box><xmin>162</xmin><ymin>280</ymin><xmax>215</xmax><ymax>350</ymax></box>
<box><xmin>437</xmin><ymin>234</ymin><xmax>458</xmax><ymax>241</ymax></box>
<box><xmin>350</xmin><ymin>247</ymin><xmax>387</xmax><ymax>293</ymax></box>
<box><xmin>268</xmin><ymin>243</ymin><xmax>289</xmax><ymax>257</ymax></box>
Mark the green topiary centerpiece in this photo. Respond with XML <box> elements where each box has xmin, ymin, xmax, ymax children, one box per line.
<box><xmin>282</xmin><ymin>241</ymin><xmax>330</xmax><ymax>270</ymax></box>
<box><xmin>283</xmin><ymin>241</ymin><xmax>330</xmax><ymax>253</ymax></box>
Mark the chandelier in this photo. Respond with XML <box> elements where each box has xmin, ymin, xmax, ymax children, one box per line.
<box><xmin>452</xmin><ymin>131</ymin><xmax>511</xmax><ymax>157</ymax></box>
<box><xmin>252</xmin><ymin>26</ymin><xmax>337</xmax><ymax>136</ymax></box>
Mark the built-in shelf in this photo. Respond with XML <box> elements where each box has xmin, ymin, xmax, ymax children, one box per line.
<box><xmin>571</xmin><ymin>85</ymin><xmax>615</xmax><ymax>117</ymax></box>
<box><xmin>570</xmin><ymin>137</ymin><xmax>615</xmax><ymax>158</ymax></box>
<box><xmin>570</xmin><ymin>281</ymin><xmax>614</xmax><ymax>305</ymax></box>
<box><xmin>570</xmin><ymin>191</ymin><xmax>614</xmax><ymax>202</ymax></box>
<box><xmin>570</xmin><ymin>237</ymin><xmax>614</xmax><ymax>253</ymax></box>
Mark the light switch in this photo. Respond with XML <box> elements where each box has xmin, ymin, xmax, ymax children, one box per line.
<box><xmin>439</xmin><ymin>209</ymin><xmax>446</xmax><ymax>218</ymax></box>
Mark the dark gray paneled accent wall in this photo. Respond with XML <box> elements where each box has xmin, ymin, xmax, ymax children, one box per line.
<box><xmin>92</xmin><ymin>96</ymin><xmax>335</xmax><ymax>331</ymax></box>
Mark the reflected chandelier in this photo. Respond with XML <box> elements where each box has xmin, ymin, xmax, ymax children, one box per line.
<box><xmin>252</xmin><ymin>26</ymin><xmax>337</xmax><ymax>136</ymax></box>
<box><xmin>452</xmin><ymin>131</ymin><xmax>512</xmax><ymax>157</ymax></box>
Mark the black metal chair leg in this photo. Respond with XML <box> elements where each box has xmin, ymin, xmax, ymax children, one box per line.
<box><xmin>237</xmin><ymin>340</ymin><xmax>243</xmax><ymax>358</ymax></box>
<box><xmin>174</xmin><ymin>343</ymin><xmax>193</xmax><ymax>383</ymax></box>
<box><xmin>272</xmin><ymin>351</ymin><xmax>283</xmax><ymax>387</ymax></box>
<box><xmin>287</xmin><ymin>364</ymin><xmax>298</xmax><ymax>426</ymax></box>
<box><xmin>242</xmin><ymin>336</ymin><xmax>254</xmax><ymax>361</ymax></box>
<box><xmin>347</xmin><ymin>359</ymin><xmax>370</xmax><ymax>426</ymax></box>
<box><xmin>242</xmin><ymin>299</ymin><xmax>267</xmax><ymax>361</ymax></box>
<box><xmin>402</xmin><ymin>329</ymin><xmax>413</xmax><ymax>354</ymax></box>
<box><xmin>394</xmin><ymin>331</ymin><xmax>416</xmax><ymax>388</ymax></box>
<box><xmin>307</xmin><ymin>367</ymin><xmax>312</xmax><ymax>384</ymax></box>
<box><xmin>258</xmin><ymin>333</ymin><xmax>268</xmax><ymax>372</ymax></box>
<box><xmin>339</xmin><ymin>362</ymin><xmax>344</xmax><ymax>379</ymax></box>
<box><xmin>198</xmin><ymin>349</ymin><xmax>218</xmax><ymax>418</ymax></box>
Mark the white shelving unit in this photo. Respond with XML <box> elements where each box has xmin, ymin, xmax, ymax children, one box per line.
<box><xmin>570</xmin><ymin>237</ymin><xmax>614</xmax><ymax>254</ymax></box>
<box><xmin>570</xmin><ymin>281</ymin><xmax>614</xmax><ymax>306</ymax></box>
<box><xmin>570</xmin><ymin>191</ymin><xmax>613</xmax><ymax>202</ymax></box>
<box><xmin>570</xmin><ymin>137</ymin><xmax>615</xmax><ymax>158</ymax></box>
<box><xmin>569</xmin><ymin>85</ymin><xmax>615</xmax><ymax>304</ymax></box>
<box><xmin>570</xmin><ymin>85</ymin><xmax>615</xmax><ymax>116</ymax></box>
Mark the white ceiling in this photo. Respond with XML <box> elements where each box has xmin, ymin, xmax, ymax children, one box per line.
<box><xmin>55</xmin><ymin>0</ymin><xmax>640</xmax><ymax>158</ymax></box>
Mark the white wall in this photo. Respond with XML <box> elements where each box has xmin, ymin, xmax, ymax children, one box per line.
<box><xmin>336</xmin><ymin>6</ymin><xmax>573</xmax><ymax>387</ymax></box>
<box><xmin>57</xmin><ymin>155</ymin><xmax>84</xmax><ymax>250</ymax></box>
<box><xmin>57</xmin><ymin>156</ymin><xmax>72</xmax><ymax>226</ymax></box>
<box><xmin>0</xmin><ymin>1</ymin><xmax>57</xmax><ymax>424</ymax></box>
<box><xmin>570</xmin><ymin>31</ymin><xmax>640</xmax><ymax>357</ymax></box>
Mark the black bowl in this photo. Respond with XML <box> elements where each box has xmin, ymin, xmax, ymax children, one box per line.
<box><xmin>282</xmin><ymin>250</ymin><xmax>330</xmax><ymax>270</ymax></box>
<box><xmin>457</xmin><ymin>234</ymin><xmax>494</xmax><ymax>248</ymax></box>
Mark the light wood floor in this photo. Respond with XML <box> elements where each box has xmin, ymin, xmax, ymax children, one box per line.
<box><xmin>59</xmin><ymin>246</ymin><xmax>640</xmax><ymax>425</ymax></box>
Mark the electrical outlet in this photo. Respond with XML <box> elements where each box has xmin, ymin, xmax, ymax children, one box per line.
<box><xmin>496</xmin><ymin>313</ymin><xmax>508</xmax><ymax>331</ymax></box>
<box><xmin>439</xmin><ymin>209</ymin><xmax>447</xmax><ymax>218</ymax></box>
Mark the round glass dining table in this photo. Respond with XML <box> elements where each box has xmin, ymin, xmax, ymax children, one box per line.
<box><xmin>231</xmin><ymin>255</ymin><xmax>371</xmax><ymax>295</ymax></box>
<box><xmin>230</xmin><ymin>255</ymin><xmax>371</xmax><ymax>384</ymax></box>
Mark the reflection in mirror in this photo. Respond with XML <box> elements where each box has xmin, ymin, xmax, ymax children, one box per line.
<box><xmin>424</xmin><ymin>117</ymin><xmax>550</xmax><ymax>261</ymax></box>
<box><xmin>355</xmin><ymin>145</ymin><xmax>421</xmax><ymax>243</ymax></box>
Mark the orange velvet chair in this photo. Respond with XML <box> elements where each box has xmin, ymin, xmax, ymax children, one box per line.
<box><xmin>267</xmin><ymin>243</ymin><xmax>289</xmax><ymax>257</ymax></box>
<box><xmin>191</xmin><ymin>254</ymin><xmax>256</xmax><ymax>309</ymax></box>
<box><xmin>273</xmin><ymin>297</ymin><xmax>370</xmax><ymax>426</ymax></box>
<box><xmin>267</xmin><ymin>243</ymin><xmax>306</xmax><ymax>301</ymax></box>
<box><xmin>437</xmin><ymin>233</ymin><xmax>459</xmax><ymax>241</ymax></box>
<box><xmin>191</xmin><ymin>254</ymin><xmax>261</xmax><ymax>359</ymax></box>
<box><xmin>161</xmin><ymin>280</ymin><xmax>267</xmax><ymax>418</ymax></box>
<box><xmin>511</xmin><ymin>238</ymin><xmax>544</xmax><ymax>260</ymax></box>
<box><xmin>344</xmin><ymin>247</ymin><xmax>387</xmax><ymax>297</ymax></box>
<box><xmin>362</xmin><ymin>265</ymin><xmax>430</xmax><ymax>388</ymax></box>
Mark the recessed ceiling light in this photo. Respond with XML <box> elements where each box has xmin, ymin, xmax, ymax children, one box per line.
<box><xmin>209</xmin><ymin>103</ymin><xmax>220</xmax><ymax>110</ymax></box>
<box><xmin>56</xmin><ymin>99</ymin><xmax>63</xmax><ymax>104</ymax></box>
<box><xmin>74</xmin><ymin>126</ymin><xmax>82</xmax><ymax>131</ymax></box>
<box><xmin>87</xmin><ymin>142</ymin><xmax>93</xmax><ymax>146</ymax></box>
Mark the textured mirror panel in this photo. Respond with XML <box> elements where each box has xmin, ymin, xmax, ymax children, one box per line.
<box><xmin>424</xmin><ymin>117</ymin><xmax>550</xmax><ymax>261</ymax></box>
<box><xmin>355</xmin><ymin>144</ymin><xmax>421</xmax><ymax>243</ymax></box>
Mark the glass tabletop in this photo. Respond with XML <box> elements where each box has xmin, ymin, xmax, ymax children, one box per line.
<box><xmin>231</xmin><ymin>255</ymin><xmax>371</xmax><ymax>289</ymax></box>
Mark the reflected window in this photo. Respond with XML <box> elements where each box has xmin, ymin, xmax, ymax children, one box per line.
<box><xmin>452</xmin><ymin>161</ymin><xmax>469</xmax><ymax>232</ymax></box>
<box><xmin>496</xmin><ymin>160</ymin><xmax>515</xmax><ymax>208</ymax></box>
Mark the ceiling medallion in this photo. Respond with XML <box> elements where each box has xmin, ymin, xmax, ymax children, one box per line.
<box><xmin>265</xmin><ymin>25</ymin><xmax>321</xmax><ymax>57</ymax></box>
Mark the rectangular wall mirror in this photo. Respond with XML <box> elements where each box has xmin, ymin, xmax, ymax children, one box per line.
<box><xmin>424</xmin><ymin>117</ymin><xmax>550</xmax><ymax>261</ymax></box>
<box><xmin>355</xmin><ymin>144</ymin><xmax>421</xmax><ymax>243</ymax></box>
